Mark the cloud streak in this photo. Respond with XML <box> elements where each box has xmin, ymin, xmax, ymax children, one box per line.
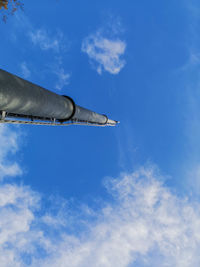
<box><xmin>175</xmin><ymin>1</ymin><xmax>200</xmax><ymax>195</ymax></box>
<box><xmin>0</xmin><ymin>125</ymin><xmax>22</xmax><ymax>180</ymax></box>
<box><xmin>20</xmin><ymin>62</ymin><xmax>31</xmax><ymax>79</ymax></box>
<box><xmin>29</xmin><ymin>29</ymin><xmax>65</xmax><ymax>53</ymax></box>
<box><xmin>27</xmin><ymin>26</ymin><xmax>70</xmax><ymax>90</ymax></box>
<box><xmin>49</xmin><ymin>57</ymin><xmax>70</xmax><ymax>91</ymax></box>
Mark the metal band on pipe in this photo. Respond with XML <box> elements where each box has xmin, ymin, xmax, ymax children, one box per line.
<box><xmin>58</xmin><ymin>95</ymin><xmax>76</xmax><ymax>122</ymax></box>
<box><xmin>102</xmin><ymin>114</ymin><xmax>108</xmax><ymax>125</ymax></box>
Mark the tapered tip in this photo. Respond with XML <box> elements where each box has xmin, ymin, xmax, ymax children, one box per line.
<box><xmin>107</xmin><ymin>119</ymin><xmax>120</xmax><ymax>126</ymax></box>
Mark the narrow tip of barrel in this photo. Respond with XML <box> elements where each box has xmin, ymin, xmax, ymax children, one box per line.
<box><xmin>107</xmin><ymin>119</ymin><xmax>120</xmax><ymax>126</ymax></box>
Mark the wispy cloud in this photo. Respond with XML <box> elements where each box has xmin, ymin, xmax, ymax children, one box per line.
<box><xmin>20</xmin><ymin>62</ymin><xmax>31</xmax><ymax>79</ymax></box>
<box><xmin>10</xmin><ymin>15</ymin><xmax>70</xmax><ymax>91</ymax></box>
<box><xmin>0</xmin><ymin>126</ymin><xmax>22</xmax><ymax>180</ymax></box>
<box><xmin>39</xmin><ymin>168</ymin><xmax>200</xmax><ymax>267</ymax></box>
<box><xmin>49</xmin><ymin>57</ymin><xmax>70</xmax><ymax>91</ymax></box>
<box><xmin>28</xmin><ymin>28</ymin><xmax>70</xmax><ymax>90</ymax></box>
<box><xmin>0</xmin><ymin>134</ymin><xmax>200</xmax><ymax>267</ymax></box>
<box><xmin>175</xmin><ymin>1</ymin><xmax>200</xmax><ymax>194</ymax></box>
<box><xmin>82</xmin><ymin>31</ymin><xmax>126</xmax><ymax>75</ymax></box>
<box><xmin>54</xmin><ymin>68</ymin><xmax>70</xmax><ymax>90</ymax></box>
<box><xmin>12</xmin><ymin>15</ymin><xmax>69</xmax><ymax>87</ymax></box>
<box><xmin>29</xmin><ymin>29</ymin><xmax>65</xmax><ymax>53</ymax></box>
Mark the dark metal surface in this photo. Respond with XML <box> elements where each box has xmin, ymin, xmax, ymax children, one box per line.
<box><xmin>0</xmin><ymin>68</ymin><xmax>117</xmax><ymax>126</ymax></box>
<box><xmin>73</xmin><ymin>105</ymin><xmax>108</xmax><ymax>124</ymax></box>
<box><xmin>0</xmin><ymin>69</ymin><xmax>74</xmax><ymax>120</ymax></box>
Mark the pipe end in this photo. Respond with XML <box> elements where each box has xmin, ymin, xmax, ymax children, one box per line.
<box><xmin>107</xmin><ymin>119</ymin><xmax>120</xmax><ymax>126</ymax></box>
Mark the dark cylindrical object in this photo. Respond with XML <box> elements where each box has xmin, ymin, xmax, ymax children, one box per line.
<box><xmin>0</xmin><ymin>69</ymin><xmax>74</xmax><ymax>120</ymax></box>
<box><xmin>0</xmin><ymin>69</ymin><xmax>115</xmax><ymax>125</ymax></box>
<box><xmin>73</xmin><ymin>105</ymin><xmax>107</xmax><ymax>124</ymax></box>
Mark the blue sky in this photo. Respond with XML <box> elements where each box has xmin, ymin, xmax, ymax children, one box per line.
<box><xmin>1</xmin><ymin>0</ymin><xmax>200</xmax><ymax>266</ymax></box>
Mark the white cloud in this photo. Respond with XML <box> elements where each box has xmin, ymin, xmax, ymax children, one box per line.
<box><xmin>37</xmin><ymin>168</ymin><xmax>200</xmax><ymax>267</ymax></box>
<box><xmin>0</xmin><ymin>183</ymin><xmax>40</xmax><ymax>267</ymax></box>
<box><xmin>50</xmin><ymin>57</ymin><xmax>70</xmax><ymax>90</ymax></box>
<box><xmin>0</xmin><ymin>151</ymin><xmax>199</xmax><ymax>267</ymax></box>
<box><xmin>29</xmin><ymin>29</ymin><xmax>64</xmax><ymax>53</ymax></box>
<box><xmin>82</xmin><ymin>32</ymin><xmax>126</xmax><ymax>75</ymax></box>
<box><xmin>54</xmin><ymin>68</ymin><xmax>70</xmax><ymax>90</ymax></box>
<box><xmin>20</xmin><ymin>62</ymin><xmax>31</xmax><ymax>79</ymax></box>
<box><xmin>1</xmin><ymin>125</ymin><xmax>200</xmax><ymax>266</ymax></box>
<box><xmin>10</xmin><ymin>14</ymin><xmax>70</xmax><ymax>91</ymax></box>
<box><xmin>0</xmin><ymin>125</ymin><xmax>22</xmax><ymax>180</ymax></box>
<box><xmin>28</xmin><ymin>28</ymin><xmax>70</xmax><ymax>90</ymax></box>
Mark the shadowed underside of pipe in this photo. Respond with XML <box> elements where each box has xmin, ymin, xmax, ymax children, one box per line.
<box><xmin>0</xmin><ymin>69</ymin><xmax>118</xmax><ymax>126</ymax></box>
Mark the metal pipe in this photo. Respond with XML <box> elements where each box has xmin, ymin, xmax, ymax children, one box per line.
<box><xmin>0</xmin><ymin>69</ymin><xmax>74</xmax><ymax>120</ymax></box>
<box><xmin>0</xmin><ymin>69</ymin><xmax>118</xmax><ymax>126</ymax></box>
